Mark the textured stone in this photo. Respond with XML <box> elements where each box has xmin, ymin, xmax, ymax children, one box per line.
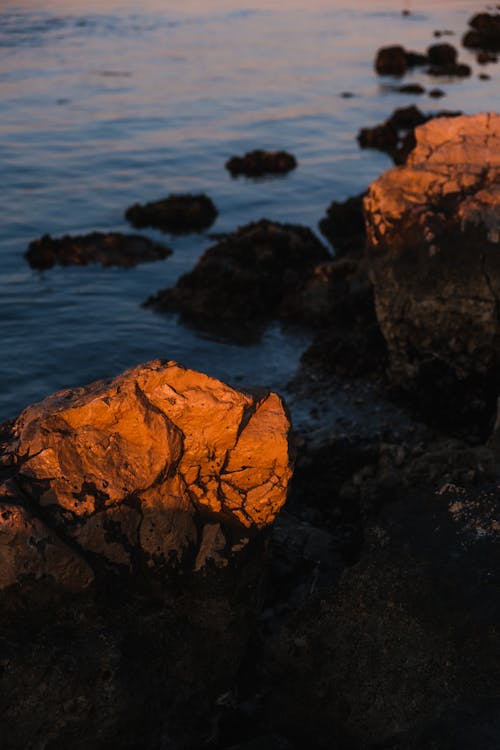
<box><xmin>25</xmin><ymin>232</ymin><xmax>171</xmax><ymax>269</ymax></box>
<box><xmin>225</xmin><ymin>150</ymin><xmax>297</xmax><ymax>177</ymax></box>
<box><xmin>125</xmin><ymin>193</ymin><xmax>217</xmax><ymax>233</ymax></box>
<box><xmin>1</xmin><ymin>359</ymin><xmax>292</xmax><ymax>586</ymax></box>
<box><xmin>365</xmin><ymin>113</ymin><xmax>500</xmax><ymax>426</ymax></box>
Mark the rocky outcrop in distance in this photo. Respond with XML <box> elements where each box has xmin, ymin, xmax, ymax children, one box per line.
<box><xmin>365</xmin><ymin>112</ymin><xmax>500</xmax><ymax>430</ymax></box>
<box><xmin>125</xmin><ymin>193</ymin><xmax>217</xmax><ymax>233</ymax></box>
<box><xmin>374</xmin><ymin>42</ymin><xmax>470</xmax><ymax>77</ymax></box>
<box><xmin>225</xmin><ymin>150</ymin><xmax>297</xmax><ymax>177</ymax></box>
<box><xmin>0</xmin><ymin>360</ymin><xmax>292</xmax><ymax>749</ymax></box>
<box><xmin>463</xmin><ymin>12</ymin><xmax>500</xmax><ymax>52</ymax></box>
<box><xmin>25</xmin><ymin>231</ymin><xmax>172</xmax><ymax>269</ymax></box>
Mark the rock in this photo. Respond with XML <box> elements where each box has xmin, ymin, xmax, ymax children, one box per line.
<box><xmin>145</xmin><ymin>220</ymin><xmax>330</xmax><ymax>336</ymax></box>
<box><xmin>125</xmin><ymin>193</ymin><xmax>217</xmax><ymax>233</ymax></box>
<box><xmin>397</xmin><ymin>83</ymin><xmax>425</xmax><ymax>94</ymax></box>
<box><xmin>427</xmin><ymin>42</ymin><xmax>457</xmax><ymax>66</ymax></box>
<box><xmin>427</xmin><ymin>61</ymin><xmax>471</xmax><ymax>77</ymax></box>
<box><xmin>480</xmin><ymin>73</ymin><xmax>492</xmax><ymax>80</ymax></box>
<box><xmin>428</xmin><ymin>87</ymin><xmax>446</xmax><ymax>98</ymax></box>
<box><xmin>374</xmin><ymin>45</ymin><xmax>428</xmax><ymax>76</ymax></box>
<box><xmin>25</xmin><ymin>232</ymin><xmax>172</xmax><ymax>269</ymax></box>
<box><xmin>318</xmin><ymin>191</ymin><xmax>366</xmax><ymax>255</ymax></box>
<box><xmin>0</xmin><ymin>360</ymin><xmax>293</xmax><ymax>748</ymax></box>
<box><xmin>357</xmin><ymin>106</ymin><xmax>461</xmax><ymax>165</ymax></box>
<box><xmin>463</xmin><ymin>13</ymin><xmax>500</xmax><ymax>52</ymax></box>
<box><xmin>225</xmin><ymin>150</ymin><xmax>297</xmax><ymax>178</ymax></box>
<box><xmin>477</xmin><ymin>50</ymin><xmax>498</xmax><ymax>64</ymax></box>
<box><xmin>365</xmin><ymin>112</ymin><xmax>500</xmax><ymax>431</ymax></box>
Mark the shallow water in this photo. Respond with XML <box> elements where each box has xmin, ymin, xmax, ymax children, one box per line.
<box><xmin>0</xmin><ymin>0</ymin><xmax>496</xmax><ymax>421</ymax></box>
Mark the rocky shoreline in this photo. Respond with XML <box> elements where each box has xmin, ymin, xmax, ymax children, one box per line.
<box><xmin>4</xmin><ymin>8</ymin><xmax>500</xmax><ymax>750</ymax></box>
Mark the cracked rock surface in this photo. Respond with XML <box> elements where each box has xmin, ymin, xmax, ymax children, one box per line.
<box><xmin>365</xmin><ymin>113</ymin><xmax>500</xmax><ymax>429</ymax></box>
<box><xmin>0</xmin><ymin>360</ymin><xmax>292</xmax><ymax>749</ymax></box>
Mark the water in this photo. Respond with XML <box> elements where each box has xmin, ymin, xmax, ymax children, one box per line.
<box><xmin>0</xmin><ymin>0</ymin><xmax>497</xmax><ymax>421</ymax></box>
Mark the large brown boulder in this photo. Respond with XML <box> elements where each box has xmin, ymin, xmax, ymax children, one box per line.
<box><xmin>365</xmin><ymin>113</ymin><xmax>500</xmax><ymax>429</ymax></box>
<box><xmin>0</xmin><ymin>360</ymin><xmax>293</xmax><ymax>749</ymax></box>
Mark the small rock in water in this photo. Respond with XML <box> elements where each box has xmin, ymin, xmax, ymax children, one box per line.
<box><xmin>428</xmin><ymin>87</ymin><xmax>446</xmax><ymax>98</ymax></box>
<box><xmin>225</xmin><ymin>149</ymin><xmax>297</xmax><ymax>177</ymax></box>
<box><xmin>463</xmin><ymin>12</ymin><xmax>500</xmax><ymax>51</ymax></box>
<box><xmin>374</xmin><ymin>45</ymin><xmax>428</xmax><ymax>76</ymax></box>
<box><xmin>397</xmin><ymin>83</ymin><xmax>425</xmax><ymax>94</ymax></box>
<box><xmin>125</xmin><ymin>193</ymin><xmax>217</xmax><ymax>233</ymax></box>
<box><xmin>25</xmin><ymin>231</ymin><xmax>172</xmax><ymax>269</ymax></box>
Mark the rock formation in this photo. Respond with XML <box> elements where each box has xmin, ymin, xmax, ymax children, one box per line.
<box><xmin>25</xmin><ymin>232</ymin><xmax>172</xmax><ymax>269</ymax></box>
<box><xmin>225</xmin><ymin>150</ymin><xmax>297</xmax><ymax>177</ymax></box>
<box><xmin>146</xmin><ymin>219</ymin><xmax>330</xmax><ymax>337</ymax></box>
<box><xmin>365</xmin><ymin>112</ymin><xmax>500</xmax><ymax>428</ymax></box>
<box><xmin>0</xmin><ymin>360</ymin><xmax>292</xmax><ymax>748</ymax></box>
<box><xmin>374</xmin><ymin>45</ymin><xmax>428</xmax><ymax>76</ymax></box>
<box><xmin>463</xmin><ymin>12</ymin><xmax>500</xmax><ymax>52</ymax></box>
<box><xmin>125</xmin><ymin>193</ymin><xmax>217</xmax><ymax>233</ymax></box>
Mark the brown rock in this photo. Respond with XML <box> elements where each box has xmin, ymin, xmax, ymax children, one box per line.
<box><xmin>25</xmin><ymin>232</ymin><xmax>172</xmax><ymax>269</ymax></box>
<box><xmin>463</xmin><ymin>13</ymin><xmax>500</xmax><ymax>52</ymax></box>
<box><xmin>365</xmin><ymin>112</ymin><xmax>500</xmax><ymax>429</ymax></box>
<box><xmin>2</xmin><ymin>360</ymin><xmax>292</xmax><ymax>580</ymax></box>
<box><xmin>374</xmin><ymin>46</ymin><xmax>428</xmax><ymax>76</ymax></box>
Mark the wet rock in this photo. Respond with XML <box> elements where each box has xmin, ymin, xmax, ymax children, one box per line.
<box><xmin>477</xmin><ymin>50</ymin><xmax>498</xmax><ymax>64</ymax></box>
<box><xmin>397</xmin><ymin>83</ymin><xmax>425</xmax><ymax>94</ymax></box>
<box><xmin>433</xmin><ymin>29</ymin><xmax>454</xmax><ymax>38</ymax></box>
<box><xmin>25</xmin><ymin>232</ymin><xmax>172</xmax><ymax>269</ymax></box>
<box><xmin>375</xmin><ymin>45</ymin><xmax>428</xmax><ymax>76</ymax></box>
<box><xmin>480</xmin><ymin>73</ymin><xmax>492</xmax><ymax>80</ymax></box>
<box><xmin>318</xmin><ymin>191</ymin><xmax>366</xmax><ymax>255</ymax></box>
<box><xmin>428</xmin><ymin>87</ymin><xmax>446</xmax><ymax>98</ymax></box>
<box><xmin>365</xmin><ymin>112</ymin><xmax>500</xmax><ymax>431</ymax></box>
<box><xmin>463</xmin><ymin>13</ymin><xmax>500</xmax><ymax>52</ymax></box>
<box><xmin>225</xmin><ymin>150</ymin><xmax>297</xmax><ymax>178</ymax></box>
<box><xmin>427</xmin><ymin>42</ymin><xmax>457</xmax><ymax>67</ymax></box>
<box><xmin>427</xmin><ymin>61</ymin><xmax>471</xmax><ymax>77</ymax></box>
<box><xmin>145</xmin><ymin>219</ymin><xmax>330</xmax><ymax>336</ymax></box>
<box><xmin>125</xmin><ymin>193</ymin><xmax>217</xmax><ymax>233</ymax></box>
<box><xmin>0</xmin><ymin>360</ymin><xmax>293</xmax><ymax>749</ymax></box>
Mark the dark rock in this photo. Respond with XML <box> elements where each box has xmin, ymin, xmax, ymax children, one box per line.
<box><xmin>365</xmin><ymin>113</ymin><xmax>500</xmax><ymax>432</ymax></box>
<box><xmin>463</xmin><ymin>13</ymin><xmax>500</xmax><ymax>52</ymax></box>
<box><xmin>145</xmin><ymin>219</ymin><xmax>330</xmax><ymax>335</ymax></box>
<box><xmin>434</xmin><ymin>29</ymin><xmax>454</xmax><ymax>38</ymax></box>
<box><xmin>225</xmin><ymin>150</ymin><xmax>297</xmax><ymax>178</ymax></box>
<box><xmin>428</xmin><ymin>87</ymin><xmax>446</xmax><ymax>98</ymax></box>
<box><xmin>25</xmin><ymin>232</ymin><xmax>172</xmax><ymax>269</ymax></box>
<box><xmin>480</xmin><ymin>73</ymin><xmax>492</xmax><ymax>80</ymax></box>
<box><xmin>125</xmin><ymin>193</ymin><xmax>217</xmax><ymax>233</ymax></box>
<box><xmin>477</xmin><ymin>50</ymin><xmax>498</xmax><ymax>64</ymax></box>
<box><xmin>375</xmin><ymin>46</ymin><xmax>428</xmax><ymax>76</ymax></box>
<box><xmin>340</xmin><ymin>91</ymin><xmax>355</xmax><ymax>98</ymax></box>
<box><xmin>0</xmin><ymin>360</ymin><xmax>293</xmax><ymax>749</ymax></box>
<box><xmin>386</xmin><ymin>104</ymin><xmax>427</xmax><ymax>130</ymax></box>
<box><xmin>427</xmin><ymin>42</ymin><xmax>457</xmax><ymax>66</ymax></box>
<box><xmin>427</xmin><ymin>62</ymin><xmax>471</xmax><ymax>77</ymax></box>
<box><xmin>397</xmin><ymin>83</ymin><xmax>425</xmax><ymax>94</ymax></box>
<box><xmin>318</xmin><ymin>191</ymin><xmax>366</xmax><ymax>255</ymax></box>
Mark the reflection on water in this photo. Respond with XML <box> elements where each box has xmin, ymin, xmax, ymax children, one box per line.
<box><xmin>0</xmin><ymin>0</ymin><xmax>495</xmax><ymax>420</ymax></box>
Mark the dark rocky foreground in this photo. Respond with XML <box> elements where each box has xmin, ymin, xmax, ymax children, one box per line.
<box><xmin>25</xmin><ymin>232</ymin><xmax>172</xmax><ymax>269</ymax></box>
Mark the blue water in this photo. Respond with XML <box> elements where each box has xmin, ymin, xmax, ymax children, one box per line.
<box><xmin>0</xmin><ymin>0</ymin><xmax>496</xmax><ymax>421</ymax></box>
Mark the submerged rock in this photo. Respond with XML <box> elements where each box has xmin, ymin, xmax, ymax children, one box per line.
<box><xmin>125</xmin><ymin>193</ymin><xmax>217</xmax><ymax>233</ymax></box>
<box><xmin>225</xmin><ymin>150</ymin><xmax>297</xmax><ymax>177</ymax></box>
<box><xmin>463</xmin><ymin>13</ymin><xmax>500</xmax><ymax>52</ymax></box>
<box><xmin>146</xmin><ymin>219</ymin><xmax>330</xmax><ymax>335</ymax></box>
<box><xmin>0</xmin><ymin>360</ymin><xmax>293</xmax><ymax>748</ymax></box>
<box><xmin>25</xmin><ymin>232</ymin><xmax>172</xmax><ymax>269</ymax></box>
<box><xmin>365</xmin><ymin>112</ymin><xmax>500</xmax><ymax>430</ymax></box>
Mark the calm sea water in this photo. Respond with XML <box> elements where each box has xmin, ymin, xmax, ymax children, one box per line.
<box><xmin>0</xmin><ymin>0</ymin><xmax>496</xmax><ymax>421</ymax></box>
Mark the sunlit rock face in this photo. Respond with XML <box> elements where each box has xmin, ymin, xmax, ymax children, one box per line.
<box><xmin>0</xmin><ymin>360</ymin><xmax>292</xmax><ymax>749</ymax></box>
<box><xmin>0</xmin><ymin>359</ymin><xmax>292</xmax><ymax>590</ymax></box>
<box><xmin>365</xmin><ymin>113</ymin><xmax>500</xmax><ymax>428</ymax></box>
